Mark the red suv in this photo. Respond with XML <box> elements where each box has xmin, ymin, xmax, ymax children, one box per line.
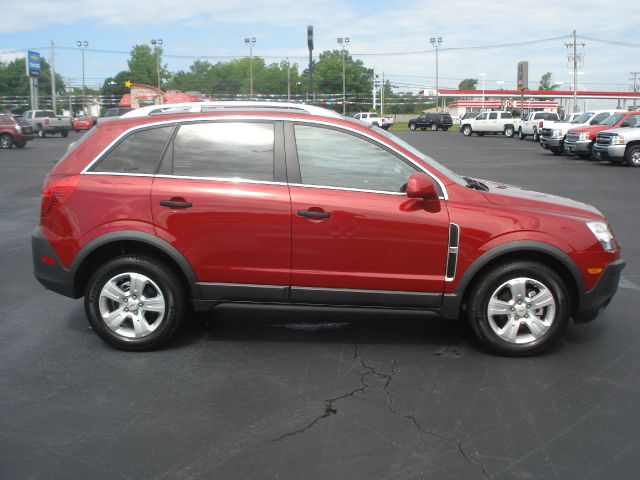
<box><xmin>0</xmin><ymin>114</ymin><xmax>35</xmax><ymax>148</ymax></box>
<box><xmin>32</xmin><ymin>102</ymin><xmax>625</xmax><ymax>355</ymax></box>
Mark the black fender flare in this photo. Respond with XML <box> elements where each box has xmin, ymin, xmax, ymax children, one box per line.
<box><xmin>71</xmin><ymin>230</ymin><xmax>201</xmax><ymax>299</ymax></box>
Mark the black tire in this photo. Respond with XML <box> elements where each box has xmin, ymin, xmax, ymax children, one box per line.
<box><xmin>624</xmin><ymin>145</ymin><xmax>640</xmax><ymax>167</ymax></box>
<box><xmin>84</xmin><ymin>255</ymin><xmax>187</xmax><ymax>351</ymax></box>
<box><xmin>504</xmin><ymin>126</ymin><xmax>514</xmax><ymax>138</ymax></box>
<box><xmin>372</xmin><ymin>122</ymin><xmax>380</xmax><ymax>128</ymax></box>
<box><xmin>0</xmin><ymin>133</ymin><xmax>13</xmax><ymax>149</ymax></box>
<box><xmin>75</xmin><ymin>129</ymin><xmax>80</xmax><ymax>133</ymax></box>
<box><xmin>15</xmin><ymin>142</ymin><xmax>26</xmax><ymax>148</ymax></box>
<box><xmin>408</xmin><ymin>123</ymin><xmax>416</xmax><ymax>131</ymax></box>
<box><xmin>442</xmin><ymin>127</ymin><xmax>449</xmax><ymax>131</ymax></box>
<box><xmin>477</xmin><ymin>132</ymin><xmax>485</xmax><ymax>136</ymax></box>
<box><xmin>533</xmin><ymin>131</ymin><xmax>540</xmax><ymax>142</ymax></box>
<box><xmin>61</xmin><ymin>130</ymin><xmax>69</xmax><ymax>138</ymax></box>
<box><xmin>467</xmin><ymin>260</ymin><xmax>570</xmax><ymax>356</ymax></box>
<box><xmin>430</xmin><ymin>123</ymin><xmax>438</xmax><ymax>131</ymax></box>
<box><xmin>462</xmin><ymin>125</ymin><xmax>472</xmax><ymax>136</ymax></box>
<box><xmin>518</xmin><ymin>129</ymin><xmax>525</xmax><ymax>140</ymax></box>
<box><xmin>36</xmin><ymin>125</ymin><xmax>45</xmax><ymax>138</ymax></box>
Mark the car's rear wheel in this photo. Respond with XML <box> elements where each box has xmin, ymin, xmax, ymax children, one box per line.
<box><xmin>467</xmin><ymin>260</ymin><xmax>570</xmax><ymax>356</ymax></box>
<box><xmin>624</xmin><ymin>145</ymin><xmax>640</xmax><ymax>167</ymax></box>
<box><xmin>61</xmin><ymin>130</ymin><xmax>69</xmax><ymax>138</ymax></box>
<box><xmin>504</xmin><ymin>126</ymin><xmax>514</xmax><ymax>138</ymax></box>
<box><xmin>431</xmin><ymin>123</ymin><xmax>438</xmax><ymax>131</ymax></box>
<box><xmin>518</xmin><ymin>129</ymin><xmax>525</xmax><ymax>140</ymax></box>
<box><xmin>84</xmin><ymin>255</ymin><xmax>187</xmax><ymax>351</ymax></box>
<box><xmin>36</xmin><ymin>125</ymin><xmax>45</xmax><ymax>138</ymax></box>
<box><xmin>533</xmin><ymin>130</ymin><xmax>540</xmax><ymax>142</ymax></box>
<box><xmin>0</xmin><ymin>134</ymin><xmax>13</xmax><ymax>149</ymax></box>
<box><xmin>462</xmin><ymin>125</ymin><xmax>472</xmax><ymax>136</ymax></box>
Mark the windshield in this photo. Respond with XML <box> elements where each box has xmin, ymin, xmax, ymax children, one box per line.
<box><xmin>371</xmin><ymin>125</ymin><xmax>466</xmax><ymax>186</ymax></box>
<box><xmin>602</xmin><ymin>113</ymin><xmax>625</xmax><ymax>126</ymax></box>
<box><xmin>572</xmin><ymin>112</ymin><xmax>594</xmax><ymax>123</ymax></box>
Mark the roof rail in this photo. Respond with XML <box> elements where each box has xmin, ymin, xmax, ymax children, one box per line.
<box><xmin>120</xmin><ymin>101</ymin><xmax>343</xmax><ymax>119</ymax></box>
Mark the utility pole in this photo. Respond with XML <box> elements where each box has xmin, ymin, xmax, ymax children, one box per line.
<box><xmin>50</xmin><ymin>41</ymin><xmax>57</xmax><ymax>112</ymax></box>
<box><xmin>381</xmin><ymin>71</ymin><xmax>385</xmax><ymax>117</ymax></box>
<box><xmin>244</xmin><ymin>37</ymin><xmax>256</xmax><ymax>99</ymax></box>
<box><xmin>565</xmin><ymin>30</ymin><xmax>584</xmax><ymax>112</ymax></box>
<box><xmin>337</xmin><ymin>36</ymin><xmax>349</xmax><ymax>115</ymax></box>
<box><xmin>287</xmin><ymin>58</ymin><xmax>291</xmax><ymax>102</ymax></box>
<box><xmin>630</xmin><ymin>71</ymin><xmax>640</xmax><ymax>110</ymax></box>
<box><xmin>372</xmin><ymin>71</ymin><xmax>377</xmax><ymax>110</ymax></box>
<box><xmin>430</xmin><ymin>37</ymin><xmax>442</xmax><ymax>111</ymax></box>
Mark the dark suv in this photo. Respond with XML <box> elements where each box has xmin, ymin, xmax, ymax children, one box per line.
<box><xmin>0</xmin><ymin>114</ymin><xmax>34</xmax><ymax>148</ymax></box>
<box><xmin>408</xmin><ymin>112</ymin><xmax>453</xmax><ymax>131</ymax></box>
<box><xmin>32</xmin><ymin>102</ymin><xmax>624</xmax><ymax>355</ymax></box>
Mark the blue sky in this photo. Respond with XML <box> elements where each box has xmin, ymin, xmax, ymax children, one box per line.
<box><xmin>2</xmin><ymin>0</ymin><xmax>639</xmax><ymax>102</ymax></box>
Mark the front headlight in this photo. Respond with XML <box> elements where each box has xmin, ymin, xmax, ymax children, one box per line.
<box><xmin>586</xmin><ymin>221</ymin><xmax>616</xmax><ymax>251</ymax></box>
<box><xmin>15</xmin><ymin>125</ymin><xmax>22</xmax><ymax>132</ymax></box>
<box><xmin>613</xmin><ymin>135</ymin><xmax>625</xmax><ymax>145</ymax></box>
<box><xmin>578</xmin><ymin>132</ymin><xmax>590</xmax><ymax>141</ymax></box>
<box><xmin>553</xmin><ymin>129</ymin><xmax>563</xmax><ymax>137</ymax></box>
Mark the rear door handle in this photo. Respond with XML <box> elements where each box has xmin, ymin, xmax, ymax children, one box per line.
<box><xmin>297</xmin><ymin>210</ymin><xmax>331</xmax><ymax>219</ymax></box>
<box><xmin>160</xmin><ymin>199</ymin><xmax>192</xmax><ymax>209</ymax></box>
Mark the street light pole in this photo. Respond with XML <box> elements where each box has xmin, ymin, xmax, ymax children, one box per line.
<box><xmin>337</xmin><ymin>36</ymin><xmax>349</xmax><ymax>115</ymax></box>
<box><xmin>151</xmin><ymin>39</ymin><xmax>163</xmax><ymax>91</ymax></box>
<box><xmin>430</xmin><ymin>36</ymin><xmax>442</xmax><ymax>111</ymax></box>
<box><xmin>76</xmin><ymin>41</ymin><xmax>88</xmax><ymax>113</ymax></box>
<box><xmin>479</xmin><ymin>73</ymin><xmax>487</xmax><ymax>111</ymax></box>
<box><xmin>244</xmin><ymin>36</ymin><xmax>256</xmax><ymax>100</ymax></box>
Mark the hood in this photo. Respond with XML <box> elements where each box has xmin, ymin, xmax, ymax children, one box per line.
<box><xmin>596</xmin><ymin>126</ymin><xmax>640</xmax><ymax>136</ymax></box>
<box><xmin>480</xmin><ymin>180</ymin><xmax>603</xmax><ymax>220</ymax></box>
<box><xmin>568</xmin><ymin>124</ymin><xmax>609</xmax><ymax>134</ymax></box>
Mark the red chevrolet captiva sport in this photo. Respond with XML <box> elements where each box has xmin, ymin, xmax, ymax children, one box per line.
<box><xmin>32</xmin><ymin>102</ymin><xmax>624</xmax><ymax>355</ymax></box>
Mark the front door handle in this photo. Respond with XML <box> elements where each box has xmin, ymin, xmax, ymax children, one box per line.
<box><xmin>160</xmin><ymin>199</ymin><xmax>192</xmax><ymax>209</ymax></box>
<box><xmin>297</xmin><ymin>210</ymin><xmax>331</xmax><ymax>219</ymax></box>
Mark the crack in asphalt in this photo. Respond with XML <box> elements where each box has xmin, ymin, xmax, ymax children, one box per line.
<box><xmin>273</xmin><ymin>337</ymin><xmax>489</xmax><ymax>478</ymax></box>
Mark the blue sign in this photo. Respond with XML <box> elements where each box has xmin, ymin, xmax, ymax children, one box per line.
<box><xmin>27</xmin><ymin>51</ymin><xmax>41</xmax><ymax>78</ymax></box>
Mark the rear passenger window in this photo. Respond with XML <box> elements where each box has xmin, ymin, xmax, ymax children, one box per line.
<box><xmin>171</xmin><ymin>122</ymin><xmax>274</xmax><ymax>181</ymax></box>
<box><xmin>501</xmin><ymin>112</ymin><xmax>513</xmax><ymax>119</ymax></box>
<box><xmin>489</xmin><ymin>112</ymin><xmax>498</xmax><ymax>120</ymax></box>
<box><xmin>92</xmin><ymin>126</ymin><xmax>173</xmax><ymax>174</ymax></box>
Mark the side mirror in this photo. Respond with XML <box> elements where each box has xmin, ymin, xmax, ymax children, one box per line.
<box><xmin>406</xmin><ymin>172</ymin><xmax>438</xmax><ymax>200</ymax></box>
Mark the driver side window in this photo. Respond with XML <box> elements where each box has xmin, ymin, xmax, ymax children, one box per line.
<box><xmin>294</xmin><ymin>125</ymin><xmax>417</xmax><ymax>193</ymax></box>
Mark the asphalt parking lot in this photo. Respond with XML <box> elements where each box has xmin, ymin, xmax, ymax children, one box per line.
<box><xmin>1</xmin><ymin>130</ymin><xmax>639</xmax><ymax>480</ymax></box>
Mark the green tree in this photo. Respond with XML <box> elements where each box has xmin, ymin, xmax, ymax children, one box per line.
<box><xmin>458</xmin><ymin>78</ymin><xmax>478</xmax><ymax>90</ymax></box>
<box><xmin>101</xmin><ymin>71</ymin><xmax>131</xmax><ymax>96</ymax></box>
<box><xmin>127</xmin><ymin>45</ymin><xmax>168</xmax><ymax>88</ymax></box>
<box><xmin>538</xmin><ymin>72</ymin><xmax>559</xmax><ymax>90</ymax></box>
<box><xmin>0</xmin><ymin>57</ymin><xmax>66</xmax><ymax>97</ymax></box>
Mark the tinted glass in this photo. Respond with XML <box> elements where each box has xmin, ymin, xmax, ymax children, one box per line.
<box><xmin>489</xmin><ymin>112</ymin><xmax>498</xmax><ymax>119</ymax></box>
<box><xmin>35</xmin><ymin>111</ymin><xmax>56</xmax><ymax>118</ymax></box>
<box><xmin>501</xmin><ymin>112</ymin><xmax>513</xmax><ymax>119</ymax></box>
<box><xmin>476</xmin><ymin>113</ymin><xmax>488</xmax><ymax>120</ymax></box>
<box><xmin>603</xmin><ymin>113</ymin><xmax>626</xmax><ymax>126</ymax></box>
<box><xmin>2</xmin><ymin>117</ymin><xmax>13</xmax><ymax>125</ymax></box>
<box><xmin>294</xmin><ymin>125</ymin><xmax>416</xmax><ymax>193</ymax></box>
<box><xmin>172</xmin><ymin>122</ymin><xmax>274</xmax><ymax>181</ymax></box>
<box><xmin>591</xmin><ymin>112</ymin><xmax>611</xmax><ymax>125</ymax></box>
<box><xmin>92</xmin><ymin>126</ymin><xmax>173</xmax><ymax>174</ymax></box>
<box><xmin>442</xmin><ymin>114</ymin><xmax>452</xmax><ymax>121</ymax></box>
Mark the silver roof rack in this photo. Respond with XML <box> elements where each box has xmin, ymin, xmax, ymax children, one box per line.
<box><xmin>120</xmin><ymin>101</ymin><xmax>342</xmax><ymax>119</ymax></box>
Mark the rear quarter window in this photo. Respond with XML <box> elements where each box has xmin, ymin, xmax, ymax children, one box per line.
<box><xmin>90</xmin><ymin>126</ymin><xmax>174</xmax><ymax>174</ymax></box>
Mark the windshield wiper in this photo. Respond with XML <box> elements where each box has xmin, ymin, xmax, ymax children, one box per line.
<box><xmin>463</xmin><ymin>176</ymin><xmax>489</xmax><ymax>191</ymax></box>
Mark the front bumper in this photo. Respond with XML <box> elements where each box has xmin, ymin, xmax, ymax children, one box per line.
<box><xmin>32</xmin><ymin>227</ymin><xmax>77</xmax><ymax>298</ymax></box>
<box><xmin>574</xmin><ymin>258</ymin><xmax>625</xmax><ymax>323</ymax></box>
<box><xmin>540</xmin><ymin>136</ymin><xmax>563</xmax><ymax>151</ymax></box>
<box><xmin>593</xmin><ymin>143</ymin><xmax>625</xmax><ymax>161</ymax></box>
<box><xmin>563</xmin><ymin>140</ymin><xmax>591</xmax><ymax>156</ymax></box>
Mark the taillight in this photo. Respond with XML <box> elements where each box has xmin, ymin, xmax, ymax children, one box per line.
<box><xmin>44</xmin><ymin>117</ymin><xmax>49</xmax><ymax>126</ymax></box>
<box><xmin>40</xmin><ymin>175</ymin><xmax>80</xmax><ymax>217</ymax></box>
<box><xmin>539</xmin><ymin>121</ymin><xmax>543</xmax><ymax>128</ymax></box>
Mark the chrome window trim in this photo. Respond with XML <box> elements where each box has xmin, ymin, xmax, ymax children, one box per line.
<box><xmin>288</xmin><ymin>182</ymin><xmax>405</xmax><ymax>196</ymax></box>
<box><xmin>80</xmin><ymin>115</ymin><xmax>449</xmax><ymax>199</ymax></box>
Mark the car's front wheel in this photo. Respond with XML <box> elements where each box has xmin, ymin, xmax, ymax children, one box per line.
<box><xmin>625</xmin><ymin>145</ymin><xmax>640</xmax><ymax>167</ymax></box>
<box><xmin>467</xmin><ymin>260</ymin><xmax>570</xmax><ymax>356</ymax></box>
<box><xmin>84</xmin><ymin>255</ymin><xmax>187</xmax><ymax>351</ymax></box>
<box><xmin>518</xmin><ymin>129</ymin><xmax>525</xmax><ymax>140</ymax></box>
<box><xmin>408</xmin><ymin>123</ymin><xmax>416</xmax><ymax>131</ymax></box>
<box><xmin>0</xmin><ymin>134</ymin><xmax>13</xmax><ymax>149</ymax></box>
<box><xmin>462</xmin><ymin>125</ymin><xmax>472</xmax><ymax>136</ymax></box>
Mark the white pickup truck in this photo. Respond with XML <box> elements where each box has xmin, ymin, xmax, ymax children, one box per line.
<box><xmin>460</xmin><ymin>111</ymin><xmax>521</xmax><ymax>138</ymax></box>
<box><xmin>352</xmin><ymin>112</ymin><xmax>394</xmax><ymax>130</ymax></box>
<box><xmin>23</xmin><ymin>110</ymin><xmax>72</xmax><ymax>138</ymax></box>
<box><xmin>539</xmin><ymin>110</ymin><xmax>625</xmax><ymax>155</ymax></box>
<box><xmin>518</xmin><ymin>111</ymin><xmax>560</xmax><ymax>141</ymax></box>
